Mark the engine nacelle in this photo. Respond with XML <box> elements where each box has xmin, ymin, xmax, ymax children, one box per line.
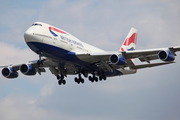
<box><xmin>109</xmin><ymin>54</ymin><xmax>126</xmax><ymax>65</ymax></box>
<box><xmin>158</xmin><ymin>50</ymin><xmax>175</xmax><ymax>61</ymax></box>
<box><xmin>20</xmin><ymin>64</ymin><xmax>36</xmax><ymax>75</ymax></box>
<box><xmin>2</xmin><ymin>67</ymin><xmax>18</xmax><ymax>78</ymax></box>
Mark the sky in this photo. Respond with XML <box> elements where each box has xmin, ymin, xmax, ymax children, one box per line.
<box><xmin>0</xmin><ymin>0</ymin><xmax>180</xmax><ymax>120</ymax></box>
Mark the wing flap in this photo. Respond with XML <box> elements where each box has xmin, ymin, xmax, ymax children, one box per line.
<box><xmin>131</xmin><ymin>62</ymin><xmax>175</xmax><ymax>69</ymax></box>
<box><xmin>138</xmin><ymin>54</ymin><xmax>158</xmax><ymax>62</ymax></box>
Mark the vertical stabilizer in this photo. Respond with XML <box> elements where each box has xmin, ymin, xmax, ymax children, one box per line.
<box><xmin>120</xmin><ymin>28</ymin><xmax>138</xmax><ymax>51</ymax></box>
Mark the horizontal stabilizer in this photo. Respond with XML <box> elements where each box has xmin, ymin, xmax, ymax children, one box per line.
<box><xmin>131</xmin><ymin>62</ymin><xmax>175</xmax><ymax>69</ymax></box>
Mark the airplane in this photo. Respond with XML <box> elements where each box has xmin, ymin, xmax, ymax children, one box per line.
<box><xmin>1</xmin><ymin>22</ymin><xmax>180</xmax><ymax>85</ymax></box>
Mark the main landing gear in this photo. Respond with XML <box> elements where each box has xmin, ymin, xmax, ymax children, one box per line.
<box><xmin>74</xmin><ymin>72</ymin><xmax>107</xmax><ymax>84</ymax></box>
<box><xmin>57</xmin><ymin>74</ymin><xmax>66</xmax><ymax>85</ymax></box>
<box><xmin>56</xmin><ymin>71</ymin><xmax>107</xmax><ymax>85</ymax></box>
<box><xmin>74</xmin><ymin>73</ymin><xmax>84</xmax><ymax>84</ymax></box>
<box><xmin>88</xmin><ymin>71</ymin><xmax>106</xmax><ymax>83</ymax></box>
<box><xmin>88</xmin><ymin>74</ymin><xmax>106</xmax><ymax>83</ymax></box>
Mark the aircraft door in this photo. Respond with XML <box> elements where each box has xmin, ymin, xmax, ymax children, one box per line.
<box><xmin>70</xmin><ymin>43</ymin><xmax>73</xmax><ymax>50</ymax></box>
<box><xmin>53</xmin><ymin>37</ymin><xmax>57</xmax><ymax>44</ymax></box>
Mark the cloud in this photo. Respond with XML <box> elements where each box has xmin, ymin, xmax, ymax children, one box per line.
<box><xmin>40</xmin><ymin>81</ymin><xmax>56</xmax><ymax>97</ymax></box>
<box><xmin>0</xmin><ymin>96</ymin><xmax>47</xmax><ymax>120</ymax></box>
<box><xmin>0</xmin><ymin>41</ymin><xmax>37</xmax><ymax>86</ymax></box>
<box><xmin>0</xmin><ymin>42</ymin><xmax>37</xmax><ymax>65</ymax></box>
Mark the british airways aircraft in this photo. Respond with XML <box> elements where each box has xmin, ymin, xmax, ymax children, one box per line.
<box><xmin>1</xmin><ymin>22</ymin><xmax>180</xmax><ymax>85</ymax></box>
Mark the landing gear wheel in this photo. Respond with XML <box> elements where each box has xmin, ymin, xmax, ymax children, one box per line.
<box><xmin>88</xmin><ymin>76</ymin><xmax>92</xmax><ymax>81</ymax></box>
<box><xmin>58</xmin><ymin>80</ymin><xmax>62</xmax><ymax>85</ymax></box>
<box><xmin>37</xmin><ymin>60</ymin><xmax>43</xmax><ymax>65</ymax></box>
<box><xmin>103</xmin><ymin>75</ymin><xmax>106</xmax><ymax>80</ymax></box>
<box><xmin>62</xmin><ymin>80</ymin><xmax>66</xmax><ymax>85</ymax></box>
<box><xmin>41</xmin><ymin>60</ymin><xmax>44</xmax><ymax>65</ymax></box>
<box><xmin>57</xmin><ymin>74</ymin><xmax>66</xmax><ymax>85</ymax></box>
<box><xmin>57</xmin><ymin>75</ymin><xmax>60</xmax><ymax>80</ymax></box>
<box><xmin>99</xmin><ymin>76</ymin><xmax>102</xmax><ymax>81</ymax></box>
<box><xmin>74</xmin><ymin>77</ymin><xmax>78</xmax><ymax>82</ymax></box>
<box><xmin>88</xmin><ymin>76</ymin><xmax>94</xmax><ymax>82</ymax></box>
<box><xmin>37</xmin><ymin>60</ymin><xmax>40</xmax><ymax>65</ymax></box>
<box><xmin>81</xmin><ymin>79</ymin><xmax>84</xmax><ymax>83</ymax></box>
<box><xmin>60</xmin><ymin>74</ymin><xmax>64</xmax><ymax>80</ymax></box>
<box><xmin>94</xmin><ymin>77</ymin><xmax>98</xmax><ymax>82</ymax></box>
<box><xmin>58</xmin><ymin>80</ymin><xmax>66</xmax><ymax>85</ymax></box>
<box><xmin>57</xmin><ymin>74</ymin><xmax>64</xmax><ymax>80</ymax></box>
<box><xmin>77</xmin><ymin>79</ymin><xmax>80</xmax><ymax>84</ymax></box>
<box><xmin>37</xmin><ymin>52</ymin><xmax>44</xmax><ymax>65</ymax></box>
<box><xmin>74</xmin><ymin>73</ymin><xmax>85</xmax><ymax>84</ymax></box>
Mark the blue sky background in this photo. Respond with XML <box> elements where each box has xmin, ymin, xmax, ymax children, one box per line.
<box><xmin>0</xmin><ymin>0</ymin><xmax>180</xmax><ymax>120</ymax></box>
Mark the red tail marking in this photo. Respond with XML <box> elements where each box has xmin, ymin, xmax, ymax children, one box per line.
<box><xmin>121</xmin><ymin>47</ymin><xmax>124</xmax><ymax>51</ymax></box>
<box><xmin>123</xmin><ymin>33</ymin><xmax>137</xmax><ymax>46</ymax></box>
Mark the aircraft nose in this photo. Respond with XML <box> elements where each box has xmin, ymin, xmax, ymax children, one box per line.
<box><xmin>24</xmin><ymin>28</ymin><xmax>34</xmax><ymax>42</ymax></box>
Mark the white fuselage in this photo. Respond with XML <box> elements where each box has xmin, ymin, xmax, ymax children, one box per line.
<box><xmin>24</xmin><ymin>22</ymin><xmax>136</xmax><ymax>76</ymax></box>
<box><xmin>25</xmin><ymin>22</ymin><xmax>104</xmax><ymax>53</ymax></box>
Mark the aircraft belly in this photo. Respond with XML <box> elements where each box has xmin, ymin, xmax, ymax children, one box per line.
<box><xmin>104</xmin><ymin>70</ymin><xmax>123</xmax><ymax>77</ymax></box>
<box><xmin>26</xmin><ymin>42</ymin><xmax>99</xmax><ymax>71</ymax></box>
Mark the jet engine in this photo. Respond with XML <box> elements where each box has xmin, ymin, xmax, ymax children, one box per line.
<box><xmin>158</xmin><ymin>50</ymin><xmax>175</xmax><ymax>61</ymax></box>
<box><xmin>109</xmin><ymin>54</ymin><xmax>126</xmax><ymax>65</ymax></box>
<box><xmin>20</xmin><ymin>64</ymin><xmax>36</xmax><ymax>75</ymax></box>
<box><xmin>2</xmin><ymin>67</ymin><xmax>18</xmax><ymax>78</ymax></box>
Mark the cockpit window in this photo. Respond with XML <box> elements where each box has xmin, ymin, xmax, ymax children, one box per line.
<box><xmin>32</xmin><ymin>23</ymin><xmax>42</xmax><ymax>26</ymax></box>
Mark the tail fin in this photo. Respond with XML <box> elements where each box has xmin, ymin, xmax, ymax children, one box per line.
<box><xmin>120</xmin><ymin>28</ymin><xmax>138</xmax><ymax>51</ymax></box>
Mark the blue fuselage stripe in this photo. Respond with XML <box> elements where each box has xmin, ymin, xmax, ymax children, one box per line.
<box><xmin>26</xmin><ymin>42</ymin><xmax>98</xmax><ymax>70</ymax></box>
<box><xmin>26</xmin><ymin>42</ymin><xmax>123</xmax><ymax>76</ymax></box>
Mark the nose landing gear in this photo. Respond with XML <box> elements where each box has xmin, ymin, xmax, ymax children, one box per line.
<box><xmin>37</xmin><ymin>51</ymin><xmax>44</xmax><ymax>65</ymax></box>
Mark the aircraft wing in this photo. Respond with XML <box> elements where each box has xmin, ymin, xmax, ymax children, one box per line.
<box><xmin>76</xmin><ymin>46</ymin><xmax>180</xmax><ymax>62</ymax></box>
<box><xmin>0</xmin><ymin>58</ymin><xmax>60</xmax><ymax>76</ymax></box>
<box><xmin>123</xmin><ymin>46</ymin><xmax>180</xmax><ymax>62</ymax></box>
<box><xmin>3</xmin><ymin>59</ymin><xmax>52</xmax><ymax>70</ymax></box>
<box><xmin>76</xmin><ymin>46</ymin><xmax>180</xmax><ymax>71</ymax></box>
